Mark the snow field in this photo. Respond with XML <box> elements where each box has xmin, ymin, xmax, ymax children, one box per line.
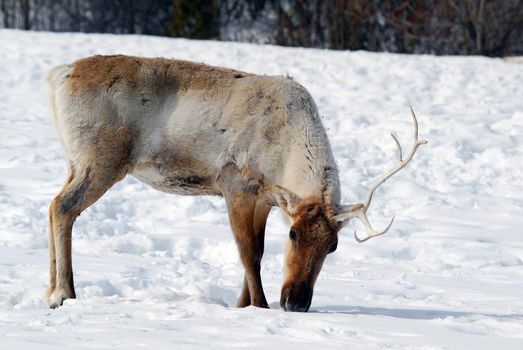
<box><xmin>0</xmin><ymin>29</ymin><xmax>522</xmax><ymax>349</ymax></box>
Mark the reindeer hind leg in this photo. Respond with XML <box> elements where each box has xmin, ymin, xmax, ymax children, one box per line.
<box><xmin>46</xmin><ymin>163</ymin><xmax>75</xmax><ymax>301</ymax></box>
<box><xmin>47</xmin><ymin>163</ymin><xmax>126</xmax><ymax>308</ymax></box>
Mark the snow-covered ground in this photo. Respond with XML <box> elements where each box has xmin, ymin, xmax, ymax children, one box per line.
<box><xmin>1</xmin><ymin>29</ymin><xmax>522</xmax><ymax>349</ymax></box>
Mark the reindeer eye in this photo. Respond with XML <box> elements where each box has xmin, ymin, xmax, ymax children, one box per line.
<box><xmin>289</xmin><ymin>230</ymin><xmax>297</xmax><ymax>241</ymax></box>
<box><xmin>328</xmin><ymin>240</ymin><xmax>338</xmax><ymax>254</ymax></box>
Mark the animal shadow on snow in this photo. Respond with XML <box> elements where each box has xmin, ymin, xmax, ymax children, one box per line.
<box><xmin>311</xmin><ymin>305</ymin><xmax>523</xmax><ymax>320</ymax></box>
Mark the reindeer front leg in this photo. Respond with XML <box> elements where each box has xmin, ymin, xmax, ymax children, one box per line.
<box><xmin>236</xmin><ymin>201</ymin><xmax>271</xmax><ymax>307</ymax></box>
<box><xmin>224</xmin><ymin>194</ymin><xmax>269</xmax><ymax>308</ymax></box>
<box><xmin>218</xmin><ymin>165</ymin><xmax>269</xmax><ymax>308</ymax></box>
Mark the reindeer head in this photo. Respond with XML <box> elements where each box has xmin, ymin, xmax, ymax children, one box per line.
<box><xmin>270</xmin><ymin>189</ymin><xmax>341</xmax><ymax>312</ymax></box>
<box><xmin>271</xmin><ymin>108</ymin><xmax>427</xmax><ymax>312</ymax></box>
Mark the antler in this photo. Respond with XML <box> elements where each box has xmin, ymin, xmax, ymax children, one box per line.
<box><xmin>335</xmin><ymin>107</ymin><xmax>427</xmax><ymax>243</ymax></box>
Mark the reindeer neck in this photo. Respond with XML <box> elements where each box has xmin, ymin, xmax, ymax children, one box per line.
<box><xmin>279</xmin><ymin>112</ymin><xmax>341</xmax><ymax>210</ymax></box>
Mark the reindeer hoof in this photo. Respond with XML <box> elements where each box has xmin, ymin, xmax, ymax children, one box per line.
<box><xmin>236</xmin><ymin>299</ymin><xmax>251</xmax><ymax>308</ymax></box>
<box><xmin>236</xmin><ymin>298</ymin><xmax>269</xmax><ymax>309</ymax></box>
<box><xmin>251</xmin><ymin>299</ymin><xmax>269</xmax><ymax>309</ymax></box>
<box><xmin>47</xmin><ymin>288</ymin><xmax>75</xmax><ymax>309</ymax></box>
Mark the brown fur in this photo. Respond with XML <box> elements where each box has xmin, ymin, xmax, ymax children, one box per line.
<box><xmin>69</xmin><ymin>55</ymin><xmax>253</xmax><ymax>97</ymax></box>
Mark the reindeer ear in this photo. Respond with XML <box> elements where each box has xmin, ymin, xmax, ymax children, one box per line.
<box><xmin>268</xmin><ymin>185</ymin><xmax>301</xmax><ymax>215</ymax></box>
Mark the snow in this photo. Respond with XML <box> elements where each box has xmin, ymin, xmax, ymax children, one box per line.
<box><xmin>1</xmin><ymin>29</ymin><xmax>522</xmax><ymax>349</ymax></box>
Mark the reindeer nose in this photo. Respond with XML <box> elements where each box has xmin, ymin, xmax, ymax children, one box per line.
<box><xmin>282</xmin><ymin>299</ymin><xmax>310</xmax><ymax>312</ymax></box>
<box><xmin>280</xmin><ymin>283</ymin><xmax>313</xmax><ymax>312</ymax></box>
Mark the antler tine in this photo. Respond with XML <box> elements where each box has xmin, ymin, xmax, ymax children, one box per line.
<box><xmin>410</xmin><ymin>105</ymin><xmax>420</xmax><ymax>140</ymax></box>
<box><xmin>391</xmin><ymin>133</ymin><xmax>402</xmax><ymax>161</ymax></box>
<box><xmin>410</xmin><ymin>105</ymin><xmax>428</xmax><ymax>147</ymax></box>
<box><xmin>353</xmin><ymin>211</ymin><xmax>395</xmax><ymax>243</ymax></box>
<box><xmin>337</xmin><ymin>108</ymin><xmax>427</xmax><ymax>243</ymax></box>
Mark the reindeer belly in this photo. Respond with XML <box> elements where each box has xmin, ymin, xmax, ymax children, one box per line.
<box><xmin>131</xmin><ymin>163</ymin><xmax>219</xmax><ymax>196</ymax></box>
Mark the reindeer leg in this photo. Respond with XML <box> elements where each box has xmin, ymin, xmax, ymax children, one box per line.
<box><xmin>47</xmin><ymin>163</ymin><xmax>126</xmax><ymax>309</ymax></box>
<box><xmin>237</xmin><ymin>201</ymin><xmax>271</xmax><ymax>308</ymax></box>
<box><xmin>237</xmin><ymin>276</ymin><xmax>249</xmax><ymax>308</ymax></box>
<box><xmin>225</xmin><ymin>195</ymin><xmax>269</xmax><ymax>308</ymax></box>
<box><xmin>46</xmin><ymin>163</ymin><xmax>75</xmax><ymax>301</ymax></box>
<box><xmin>218</xmin><ymin>164</ymin><xmax>270</xmax><ymax>308</ymax></box>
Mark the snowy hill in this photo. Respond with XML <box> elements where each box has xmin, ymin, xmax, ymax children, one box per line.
<box><xmin>0</xmin><ymin>29</ymin><xmax>522</xmax><ymax>349</ymax></box>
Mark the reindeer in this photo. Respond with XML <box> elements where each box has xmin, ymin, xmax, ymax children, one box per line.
<box><xmin>46</xmin><ymin>55</ymin><xmax>426</xmax><ymax>311</ymax></box>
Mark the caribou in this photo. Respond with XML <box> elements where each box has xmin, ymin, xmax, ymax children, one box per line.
<box><xmin>46</xmin><ymin>55</ymin><xmax>426</xmax><ymax>311</ymax></box>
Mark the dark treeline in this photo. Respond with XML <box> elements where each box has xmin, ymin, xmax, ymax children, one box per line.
<box><xmin>1</xmin><ymin>0</ymin><xmax>522</xmax><ymax>57</ymax></box>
